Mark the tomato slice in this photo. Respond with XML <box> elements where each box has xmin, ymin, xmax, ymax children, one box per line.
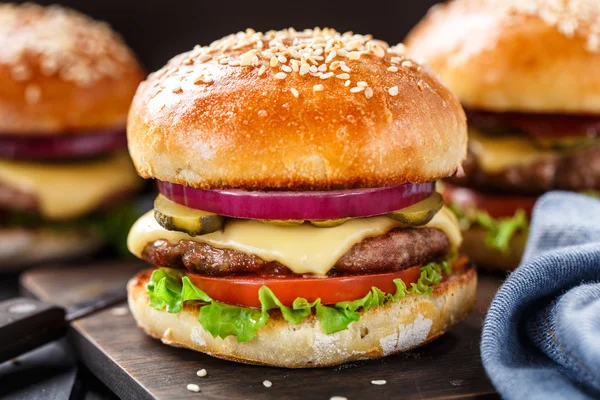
<box><xmin>185</xmin><ymin>267</ymin><xmax>423</xmax><ymax>308</ymax></box>
<box><xmin>443</xmin><ymin>183</ymin><xmax>537</xmax><ymax>219</ymax></box>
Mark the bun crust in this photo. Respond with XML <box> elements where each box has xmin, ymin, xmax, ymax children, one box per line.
<box><xmin>128</xmin><ymin>28</ymin><xmax>467</xmax><ymax>190</ymax></box>
<box><xmin>0</xmin><ymin>227</ymin><xmax>101</xmax><ymax>271</ymax></box>
<box><xmin>0</xmin><ymin>4</ymin><xmax>145</xmax><ymax>134</ymax></box>
<box><xmin>461</xmin><ymin>227</ymin><xmax>526</xmax><ymax>271</ymax></box>
<box><xmin>128</xmin><ymin>265</ymin><xmax>477</xmax><ymax>368</ymax></box>
<box><xmin>405</xmin><ymin>0</ymin><xmax>600</xmax><ymax>114</ymax></box>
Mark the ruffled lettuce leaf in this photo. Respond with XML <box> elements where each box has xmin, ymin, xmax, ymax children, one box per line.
<box><xmin>450</xmin><ymin>204</ymin><xmax>528</xmax><ymax>252</ymax></box>
<box><xmin>147</xmin><ymin>257</ymin><xmax>453</xmax><ymax>342</ymax></box>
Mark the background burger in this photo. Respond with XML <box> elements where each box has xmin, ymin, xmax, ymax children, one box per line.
<box><xmin>405</xmin><ymin>0</ymin><xmax>600</xmax><ymax>271</ymax></box>
<box><xmin>0</xmin><ymin>3</ymin><xmax>144</xmax><ymax>268</ymax></box>
<box><xmin>126</xmin><ymin>28</ymin><xmax>476</xmax><ymax>368</ymax></box>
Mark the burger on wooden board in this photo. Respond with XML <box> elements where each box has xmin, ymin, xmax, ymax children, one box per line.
<box><xmin>0</xmin><ymin>3</ymin><xmax>144</xmax><ymax>268</ymax></box>
<box><xmin>126</xmin><ymin>28</ymin><xmax>476</xmax><ymax>368</ymax></box>
<box><xmin>406</xmin><ymin>0</ymin><xmax>600</xmax><ymax>270</ymax></box>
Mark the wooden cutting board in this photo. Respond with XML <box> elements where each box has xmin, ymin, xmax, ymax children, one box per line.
<box><xmin>20</xmin><ymin>261</ymin><xmax>501</xmax><ymax>400</ymax></box>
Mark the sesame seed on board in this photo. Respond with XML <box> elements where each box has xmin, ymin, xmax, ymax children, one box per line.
<box><xmin>196</xmin><ymin>368</ymin><xmax>207</xmax><ymax>377</ymax></box>
<box><xmin>186</xmin><ymin>384</ymin><xmax>200</xmax><ymax>393</ymax></box>
<box><xmin>157</xmin><ymin>28</ymin><xmax>419</xmax><ymax>99</ymax></box>
<box><xmin>263</xmin><ymin>380</ymin><xmax>273</xmax><ymax>388</ymax></box>
<box><xmin>371</xmin><ymin>379</ymin><xmax>387</xmax><ymax>385</ymax></box>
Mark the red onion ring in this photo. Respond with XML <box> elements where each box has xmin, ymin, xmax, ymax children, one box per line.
<box><xmin>0</xmin><ymin>129</ymin><xmax>127</xmax><ymax>159</ymax></box>
<box><xmin>465</xmin><ymin>109</ymin><xmax>600</xmax><ymax>139</ymax></box>
<box><xmin>158</xmin><ymin>181</ymin><xmax>435</xmax><ymax>220</ymax></box>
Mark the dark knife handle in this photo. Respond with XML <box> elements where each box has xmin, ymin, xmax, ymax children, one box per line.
<box><xmin>0</xmin><ymin>297</ymin><xmax>67</xmax><ymax>363</ymax></box>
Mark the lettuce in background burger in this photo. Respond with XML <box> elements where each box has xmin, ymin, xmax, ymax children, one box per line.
<box><xmin>126</xmin><ymin>28</ymin><xmax>476</xmax><ymax>368</ymax></box>
<box><xmin>0</xmin><ymin>4</ymin><xmax>145</xmax><ymax>268</ymax></box>
<box><xmin>406</xmin><ymin>0</ymin><xmax>600</xmax><ymax>271</ymax></box>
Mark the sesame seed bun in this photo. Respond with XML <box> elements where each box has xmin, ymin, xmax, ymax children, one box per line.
<box><xmin>127</xmin><ymin>265</ymin><xmax>477</xmax><ymax>368</ymax></box>
<box><xmin>0</xmin><ymin>3</ymin><xmax>145</xmax><ymax>134</ymax></box>
<box><xmin>405</xmin><ymin>0</ymin><xmax>600</xmax><ymax>114</ymax></box>
<box><xmin>127</xmin><ymin>28</ymin><xmax>467</xmax><ymax>190</ymax></box>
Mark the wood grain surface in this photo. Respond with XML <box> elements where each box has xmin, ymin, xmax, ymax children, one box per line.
<box><xmin>21</xmin><ymin>261</ymin><xmax>503</xmax><ymax>400</ymax></box>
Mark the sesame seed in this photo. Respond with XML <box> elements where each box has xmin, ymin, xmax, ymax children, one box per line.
<box><xmin>330</xmin><ymin>397</ymin><xmax>348</xmax><ymax>400</ymax></box>
<box><xmin>281</xmin><ymin>65</ymin><xmax>292</xmax><ymax>73</ymax></box>
<box><xmin>228</xmin><ymin>60</ymin><xmax>240</xmax><ymax>66</ymax></box>
<box><xmin>270</xmin><ymin>56</ymin><xmax>279</xmax><ymax>67</ymax></box>
<box><xmin>219</xmin><ymin>58</ymin><xmax>229</xmax><ymax>65</ymax></box>
<box><xmin>318</xmin><ymin>64</ymin><xmax>328</xmax><ymax>72</ymax></box>
<box><xmin>309</xmin><ymin>65</ymin><xmax>318</xmax><ymax>73</ymax></box>
<box><xmin>171</xmin><ymin>84</ymin><xmax>181</xmax><ymax>93</ymax></box>
<box><xmin>387</xmin><ymin>66</ymin><xmax>399</xmax><ymax>72</ymax></box>
<box><xmin>258</xmin><ymin>65</ymin><xmax>266</xmax><ymax>76</ymax></box>
<box><xmin>239</xmin><ymin>51</ymin><xmax>255</xmax><ymax>66</ymax></box>
<box><xmin>330</xmin><ymin>61</ymin><xmax>341</xmax><ymax>70</ymax></box>
<box><xmin>263</xmin><ymin>380</ymin><xmax>273</xmax><ymax>388</ymax></box>
<box><xmin>290</xmin><ymin>88</ymin><xmax>299</xmax><ymax>98</ymax></box>
<box><xmin>346</xmin><ymin>51</ymin><xmax>361</xmax><ymax>60</ymax></box>
<box><xmin>193</xmin><ymin>74</ymin><xmax>205</xmax><ymax>84</ymax></box>
<box><xmin>357</xmin><ymin>81</ymin><xmax>368</xmax><ymax>87</ymax></box>
<box><xmin>391</xmin><ymin>56</ymin><xmax>402</xmax><ymax>64</ymax></box>
<box><xmin>258</xmin><ymin>110</ymin><xmax>268</xmax><ymax>117</ymax></box>
<box><xmin>198</xmin><ymin>54</ymin><xmax>212</xmax><ymax>63</ymax></box>
<box><xmin>300</xmin><ymin>64</ymin><xmax>310</xmax><ymax>76</ymax></box>
<box><xmin>350</xmin><ymin>86</ymin><xmax>365</xmax><ymax>93</ymax></box>
<box><xmin>252</xmin><ymin>55</ymin><xmax>260</xmax><ymax>66</ymax></box>
<box><xmin>202</xmin><ymin>76</ymin><xmax>213</xmax><ymax>83</ymax></box>
<box><xmin>417</xmin><ymin>81</ymin><xmax>425</xmax><ymax>91</ymax></box>
<box><xmin>388</xmin><ymin>86</ymin><xmax>399</xmax><ymax>96</ymax></box>
<box><xmin>372</xmin><ymin>45</ymin><xmax>385</xmax><ymax>58</ymax></box>
<box><xmin>371</xmin><ymin>380</ymin><xmax>387</xmax><ymax>386</ymax></box>
<box><xmin>365</xmin><ymin>87</ymin><xmax>373</xmax><ymax>98</ymax></box>
<box><xmin>187</xmin><ymin>384</ymin><xmax>200</xmax><ymax>392</ymax></box>
<box><xmin>336</xmin><ymin>73</ymin><xmax>350</xmax><ymax>80</ymax></box>
<box><xmin>320</xmin><ymin>72</ymin><xmax>334</xmax><ymax>79</ymax></box>
<box><xmin>110</xmin><ymin>307</ymin><xmax>128</xmax><ymax>316</ymax></box>
<box><xmin>401</xmin><ymin>60</ymin><xmax>415</xmax><ymax>69</ymax></box>
<box><xmin>291</xmin><ymin>59</ymin><xmax>300</xmax><ymax>72</ymax></box>
<box><xmin>344</xmin><ymin>80</ymin><xmax>351</xmax><ymax>87</ymax></box>
<box><xmin>278</xmin><ymin>54</ymin><xmax>287</xmax><ymax>63</ymax></box>
<box><xmin>340</xmin><ymin>64</ymin><xmax>351</xmax><ymax>73</ymax></box>
<box><xmin>196</xmin><ymin>369</ymin><xmax>207</xmax><ymax>377</ymax></box>
<box><xmin>313</xmin><ymin>84</ymin><xmax>324</xmax><ymax>92</ymax></box>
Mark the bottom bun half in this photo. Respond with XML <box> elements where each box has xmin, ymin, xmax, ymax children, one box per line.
<box><xmin>0</xmin><ymin>228</ymin><xmax>102</xmax><ymax>271</ymax></box>
<box><xmin>461</xmin><ymin>227</ymin><xmax>527</xmax><ymax>272</ymax></box>
<box><xmin>128</xmin><ymin>264</ymin><xmax>477</xmax><ymax>368</ymax></box>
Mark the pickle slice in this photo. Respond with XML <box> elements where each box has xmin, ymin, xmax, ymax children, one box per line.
<box><xmin>258</xmin><ymin>219</ymin><xmax>305</xmax><ymax>226</ymax></box>
<box><xmin>310</xmin><ymin>218</ymin><xmax>351</xmax><ymax>228</ymax></box>
<box><xmin>386</xmin><ymin>192</ymin><xmax>444</xmax><ymax>226</ymax></box>
<box><xmin>154</xmin><ymin>194</ymin><xmax>224</xmax><ymax>236</ymax></box>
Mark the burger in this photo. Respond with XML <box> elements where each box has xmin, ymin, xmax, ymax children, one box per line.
<box><xmin>126</xmin><ymin>28</ymin><xmax>476</xmax><ymax>368</ymax></box>
<box><xmin>405</xmin><ymin>0</ymin><xmax>600</xmax><ymax>271</ymax></box>
<box><xmin>0</xmin><ymin>4</ymin><xmax>144</xmax><ymax>268</ymax></box>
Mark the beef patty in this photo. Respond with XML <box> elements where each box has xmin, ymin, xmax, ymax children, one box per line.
<box><xmin>142</xmin><ymin>227</ymin><xmax>450</xmax><ymax>277</ymax></box>
<box><xmin>449</xmin><ymin>144</ymin><xmax>600</xmax><ymax>195</ymax></box>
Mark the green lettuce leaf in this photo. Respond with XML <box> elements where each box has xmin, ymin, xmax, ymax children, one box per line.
<box><xmin>450</xmin><ymin>204</ymin><xmax>528</xmax><ymax>253</ymax></box>
<box><xmin>147</xmin><ymin>257</ymin><xmax>454</xmax><ymax>342</ymax></box>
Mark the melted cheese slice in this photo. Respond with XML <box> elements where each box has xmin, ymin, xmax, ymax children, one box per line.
<box><xmin>128</xmin><ymin>206</ymin><xmax>462</xmax><ymax>276</ymax></box>
<box><xmin>0</xmin><ymin>151</ymin><xmax>141</xmax><ymax>220</ymax></box>
<box><xmin>469</xmin><ymin>127</ymin><xmax>556</xmax><ymax>174</ymax></box>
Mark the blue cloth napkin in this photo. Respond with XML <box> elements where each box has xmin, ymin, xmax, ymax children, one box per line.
<box><xmin>481</xmin><ymin>192</ymin><xmax>600</xmax><ymax>400</ymax></box>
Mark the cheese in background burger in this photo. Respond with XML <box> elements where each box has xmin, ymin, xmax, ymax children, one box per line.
<box><xmin>126</xmin><ymin>28</ymin><xmax>476</xmax><ymax>368</ymax></box>
<box><xmin>0</xmin><ymin>4</ymin><xmax>145</xmax><ymax>268</ymax></box>
<box><xmin>406</xmin><ymin>0</ymin><xmax>600</xmax><ymax>271</ymax></box>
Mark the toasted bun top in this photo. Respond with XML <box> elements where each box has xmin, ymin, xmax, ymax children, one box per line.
<box><xmin>405</xmin><ymin>0</ymin><xmax>600</xmax><ymax>114</ymax></box>
<box><xmin>128</xmin><ymin>28</ymin><xmax>467</xmax><ymax>190</ymax></box>
<box><xmin>0</xmin><ymin>3</ymin><xmax>145</xmax><ymax>134</ymax></box>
